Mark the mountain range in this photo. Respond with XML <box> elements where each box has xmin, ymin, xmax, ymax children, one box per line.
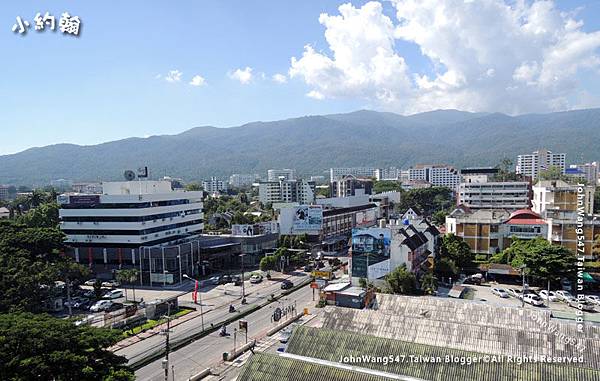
<box><xmin>1</xmin><ymin>108</ymin><xmax>599</xmax><ymax>186</ymax></box>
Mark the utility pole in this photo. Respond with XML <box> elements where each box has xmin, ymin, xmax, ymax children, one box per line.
<box><xmin>520</xmin><ymin>264</ymin><xmax>527</xmax><ymax>308</ymax></box>
<box><xmin>66</xmin><ymin>275</ymin><xmax>72</xmax><ymax>317</ymax></box>
<box><xmin>162</xmin><ymin>303</ymin><xmax>171</xmax><ymax>381</ymax></box>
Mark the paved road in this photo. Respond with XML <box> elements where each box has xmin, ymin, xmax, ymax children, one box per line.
<box><xmin>115</xmin><ymin>272</ymin><xmax>311</xmax><ymax>366</ymax></box>
<box><xmin>134</xmin><ymin>283</ymin><xmax>317</xmax><ymax>381</ymax></box>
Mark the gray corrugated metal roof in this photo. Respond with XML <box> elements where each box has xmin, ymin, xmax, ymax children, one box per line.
<box><xmin>287</xmin><ymin>326</ymin><xmax>600</xmax><ymax>381</ymax></box>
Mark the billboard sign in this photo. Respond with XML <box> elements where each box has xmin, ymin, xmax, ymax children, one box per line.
<box><xmin>368</xmin><ymin>259</ymin><xmax>391</xmax><ymax>280</ymax></box>
<box><xmin>351</xmin><ymin>228</ymin><xmax>391</xmax><ymax>279</ymax></box>
<box><xmin>232</xmin><ymin>224</ymin><xmax>255</xmax><ymax>236</ymax></box>
<box><xmin>69</xmin><ymin>195</ymin><xmax>100</xmax><ymax>206</ymax></box>
<box><xmin>292</xmin><ymin>205</ymin><xmax>323</xmax><ymax>232</ymax></box>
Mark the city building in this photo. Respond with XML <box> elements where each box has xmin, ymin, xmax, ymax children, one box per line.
<box><xmin>350</xmin><ymin>220</ymin><xmax>435</xmax><ymax>285</ymax></box>
<box><xmin>267</xmin><ymin>168</ymin><xmax>296</xmax><ymax>182</ymax></box>
<box><xmin>309</xmin><ymin>175</ymin><xmax>326</xmax><ymax>184</ymax></box>
<box><xmin>516</xmin><ymin>149</ymin><xmax>566</xmax><ymax>179</ymax></box>
<box><xmin>0</xmin><ymin>185</ymin><xmax>9</xmax><ymax>200</ymax></box>
<box><xmin>330</xmin><ymin>175</ymin><xmax>373</xmax><ymax>197</ymax></box>
<box><xmin>569</xmin><ymin>162</ymin><xmax>598</xmax><ymax>184</ymax></box>
<box><xmin>460</xmin><ymin>167</ymin><xmax>500</xmax><ymax>183</ymax></box>
<box><xmin>202</xmin><ymin>177</ymin><xmax>227</xmax><ymax>193</ymax></box>
<box><xmin>457</xmin><ymin>181</ymin><xmax>531</xmax><ymax>210</ymax></box>
<box><xmin>72</xmin><ymin>182</ymin><xmax>103</xmax><ymax>194</ymax></box>
<box><xmin>329</xmin><ymin>167</ymin><xmax>377</xmax><ymax>181</ymax></box>
<box><xmin>228</xmin><ymin>173</ymin><xmax>257</xmax><ymax>188</ymax></box>
<box><xmin>258</xmin><ymin>178</ymin><xmax>315</xmax><ymax>205</ymax></box>
<box><xmin>532</xmin><ymin>180</ymin><xmax>595</xmax><ymax>217</ymax></box>
<box><xmin>408</xmin><ymin>164</ymin><xmax>461</xmax><ymax>190</ymax></box>
<box><xmin>375</xmin><ymin>167</ymin><xmax>400</xmax><ymax>181</ymax></box>
<box><xmin>58</xmin><ymin>180</ymin><xmax>205</xmax><ymax>284</ymax></box>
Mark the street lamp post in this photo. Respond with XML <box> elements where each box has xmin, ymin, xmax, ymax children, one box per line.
<box><xmin>183</xmin><ymin>274</ymin><xmax>204</xmax><ymax>331</ymax></box>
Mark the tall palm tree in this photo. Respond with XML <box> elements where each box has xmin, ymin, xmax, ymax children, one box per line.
<box><xmin>116</xmin><ymin>269</ymin><xmax>139</xmax><ymax>303</ymax></box>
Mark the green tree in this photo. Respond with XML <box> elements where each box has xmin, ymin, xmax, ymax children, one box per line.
<box><xmin>511</xmin><ymin>237</ymin><xmax>575</xmax><ymax>286</ymax></box>
<box><xmin>116</xmin><ymin>269</ymin><xmax>139</xmax><ymax>303</ymax></box>
<box><xmin>185</xmin><ymin>182</ymin><xmax>203</xmax><ymax>191</ymax></box>
<box><xmin>396</xmin><ymin>187</ymin><xmax>454</xmax><ymax>216</ymax></box>
<box><xmin>259</xmin><ymin>255</ymin><xmax>277</xmax><ymax>272</ymax></box>
<box><xmin>373</xmin><ymin>180</ymin><xmax>402</xmax><ymax>194</ymax></box>
<box><xmin>17</xmin><ymin>202</ymin><xmax>60</xmax><ymax>228</ymax></box>
<box><xmin>0</xmin><ymin>312</ymin><xmax>133</xmax><ymax>380</ymax></box>
<box><xmin>440</xmin><ymin>233</ymin><xmax>473</xmax><ymax>269</ymax></box>
<box><xmin>434</xmin><ymin>257</ymin><xmax>459</xmax><ymax>279</ymax></box>
<box><xmin>432</xmin><ymin>210</ymin><xmax>449</xmax><ymax>226</ymax></box>
<box><xmin>93</xmin><ymin>279</ymin><xmax>104</xmax><ymax>300</ymax></box>
<box><xmin>419</xmin><ymin>272</ymin><xmax>438</xmax><ymax>295</ymax></box>
<box><xmin>495</xmin><ymin>158</ymin><xmax>519</xmax><ymax>181</ymax></box>
<box><xmin>385</xmin><ymin>264</ymin><xmax>417</xmax><ymax>295</ymax></box>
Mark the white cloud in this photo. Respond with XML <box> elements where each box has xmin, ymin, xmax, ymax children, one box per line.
<box><xmin>229</xmin><ymin>67</ymin><xmax>253</xmax><ymax>84</ymax></box>
<box><xmin>289</xmin><ymin>1</ymin><xmax>600</xmax><ymax>114</ymax></box>
<box><xmin>272</xmin><ymin>73</ymin><xmax>288</xmax><ymax>83</ymax></box>
<box><xmin>164</xmin><ymin>70</ymin><xmax>182</xmax><ymax>83</ymax></box>
<box><xmin>189</xmin><ymin>75</ymin><xmax>206</xmax><ymax>87</ymax></box>
<box><xmin>307</xmin><ymin>90</ymin><xmax>325</xmax><ymax>100</ymax></box>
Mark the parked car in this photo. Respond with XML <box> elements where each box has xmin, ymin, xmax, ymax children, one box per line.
<box><xmin>102</xmin><ymin>280</ymin><xmax>120</xmax><ymax>288</ymax></box>
<box><xmin>555</xmin><ymin>290</ymin><xmax>573</xmax><ymax>301</ymax></box>
<box><xmin>585</xmin><ymin>295</ymin><xmax>600</xmax><ymax>305</ymax></box>
<box><xmin>303</xmin><ymin>264</ymin><xmax>314</xmax><ymax>272</ymax></box>
<box><xmin>208</xmin><ymin>276</ymin><xmax>221</xmax><ymax>285</ymax></box>
<box><xmin>279</xmin><ymin>328</ymin><xmax>293</xmax><ymax>343</ymax></box>
<box><xmin>281</xmin><ymin>280</ymin><xmax>294</xmax><ymax>290</ymax></box>
<box><xmin>107</xmin><ymin>302</ymin><xmax>124</xmax><ymax>312</ymax></box>
<box><xmin>250</xmin><ymin>274</ymin><xmax>263</xmax><ymax>284</ymax></box>
<box><xmin>90</xmin><ymin>300</ymin><xmax>113</xmax><ymax>312</ymax></box>
<box><xmin>538</xmin><ymin>290</ymin><xmax>558</xmax><ymax>302</ymax></box>
<box><xmin>84</xmin><ymin>279</ymin><xmax>97</xmax><ymax>286</ymax></box>
<box><xmin>561</xmin><ymin>278</ymin><xmax>572</xmax><ymax>291</ymax></box>
<box><xmin>220</xmin><ymin>275</ymin><xmax>232</xmax><ymax>284</ymax></box>
<box><xmin>491</xmin><ymin>287</ymin><xmax>509</xmax><ymax>298</ymax></box>
<box><xmin>507</xmin><ymin>288</ymin><xmax>523</xmax><ymax>299</ymax></box>
<box><xmin>103</xmin><ymin>289</ymin><xmax>124</xmax><ymax>299</ymax></box>
<box><xmin>566</xmin><ymin>297</ymin><xmax>596</xmax><ymax>312</ymax></box>
<box><xmin>82</xmin><ymin>289</ymin><xmax>96</xmax><ymax>299</ymax></box>
<box><xmin>522</xmin><ymin>294</ymin><xmax>544</xmax><ymax>306</ymax></box>
<box><xmin>64</xmin><ymin>297</ymin><xmax>90</xmax><ymax>309</ymax></box>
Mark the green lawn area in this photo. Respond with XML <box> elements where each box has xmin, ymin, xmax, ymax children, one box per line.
<box><xmin>122</xmin><ymin>308</ymin><xmax>193</xmax><ymax>338</ymax></box>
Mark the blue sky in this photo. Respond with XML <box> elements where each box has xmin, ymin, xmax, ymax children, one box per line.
<box><xmin>2</xmin><ymin>0</ymin><xmax>600</xmax><ymax>155</ymax></box>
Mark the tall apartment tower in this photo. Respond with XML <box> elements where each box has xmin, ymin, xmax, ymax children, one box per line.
<box><xmin>516</xmin><ymin>149</ymin><xmax>566</xmax><ymax>180</ymax></box>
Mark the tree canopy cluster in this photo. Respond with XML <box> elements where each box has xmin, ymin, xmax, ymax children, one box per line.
<box><xmin>491</xmin><ymin>237</ymin><xmax>576</xmax><ymax>286</ymax></box>
<box><xmin>395</xmin><ymin>187</ymin><xmax>454</xmax><ymax>217</ymax></box>
<box><xmin>0</xmin><ymin>192</ymin><xmax>134</xmax><ymax>380</ymax></box>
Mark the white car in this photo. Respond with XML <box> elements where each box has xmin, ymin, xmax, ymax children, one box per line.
<box><xmin>89</xmin><ymin>300</ymin><xmax>113</xmax><ymax>312</ymax></box>
<box><xmin>103</xmin><ymin>289</ymin><xmax>124</xmax><ymax>299</ymax></box>
<box><xmin>539</xmin><ymin>290</ymin><xmax>558</xmax><ymax>302</ymax></box>
<box><xmin>249</xmin><ymin>274</ymin><xmax>263</xmax><ymax>284</ymax></box>
<box><xmin>84</xmin><ymin>279</ymin><xmax>97</xmax><ymax>286</ymax></box>
<box><xmin>102</xmin><ymin>280</ymin><xmax>120</xmax><ymax>288</ymax></box>
<box><xmin>508</xmin><ymin>288</ymin><xmax>523</xmax><ymax>299</ymax></box>
<box><xmin>585</xmin><ymin>295</ymin><xmax>600</xmax><ymax>305</ymax></box>
<box><xmin>491</xmin><ymin>288</ymin><xmax>509</xmax><ymax>298</ymax></box>
<box><xmin>523</xmin><ymin>294</ymin><xmax>544</xmax><ymax>306</ymax></box>
<box><xmin>555</xmin><ymin>290</ymin><xmax>573</xmax><ymax>301</ymax></box>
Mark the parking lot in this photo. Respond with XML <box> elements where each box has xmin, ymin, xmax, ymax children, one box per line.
<box><xmin>462</xmin><ymin>283</ymin><xmax>600</xmax><ymax>317</ymax></box>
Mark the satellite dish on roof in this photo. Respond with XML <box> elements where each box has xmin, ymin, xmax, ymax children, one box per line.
<box><xmin>124</xmin><ymin>170</ymin><xmax>136</xmax><ymax>181</ymax></box>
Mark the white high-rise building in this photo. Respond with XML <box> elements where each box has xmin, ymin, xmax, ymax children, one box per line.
<box><xmin>516</xmin><ymin>149</ymin><xmax>566</xmax><ymax>180</ymax></box>
<box><xmin>329</xmin><ymin>167</ymin><xmax>377</xmax><ymax>181</ymax></box>
<box><xmin>229</xmin><ymin>174</ymin><xmax>257</xmax><ymax>188</ymax></box>
<box><xmin>202</xmin><ymin>177</ymin><xmax>227</xmax><ymax>193</ymax></box>
<box><xmin>569</xmin><ymin>162</ymin><xmax>598</xmax><ymax>185</ymax></box>
<box><xmin>259</xmin><ymin>178</ymin><xmax>315</xmax><ymax>205</ymax></box>
<box><xmin>375</xmin><ymin>167</ymin><xmax>400</xmax><ymax>181</ymax></box>
<box><xmin>407</xmin><ymin>164</ymin><xmax>461</xmax><ymax>190</ymax></box>
<box><xmin>458</xmin><ymin>181</ymin><xmax>531</xmax><ymax>210</ymax></box>
<box><xmin>267</xmin><ymin>169</ymin><xmax>296</xmax><ymax>182</ymax></box>
<box><xmin>58</xmin><ymin>181</ymin><xmax>204</xmax><ymax>247</ymax></box>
